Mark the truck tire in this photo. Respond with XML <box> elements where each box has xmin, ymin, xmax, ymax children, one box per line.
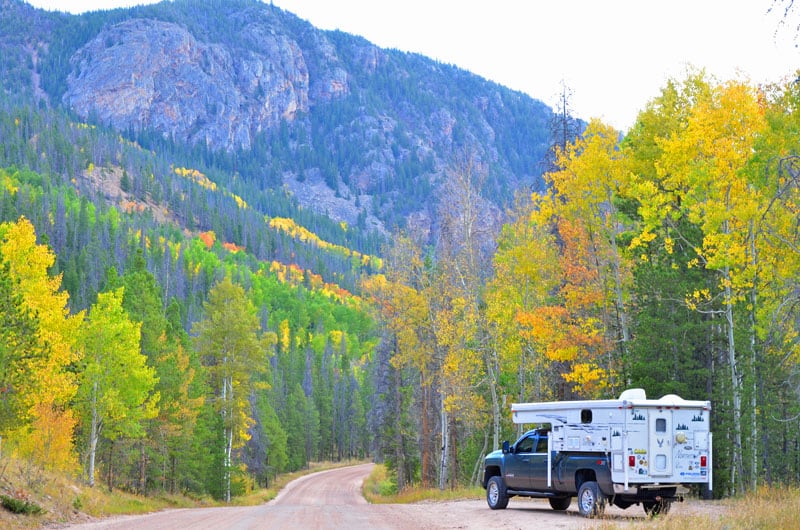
<box><xmin>548</xmin><ymin>496</ymin><xmax>571</xmax><ymax>511</ymax></box>
<box><xmin>577</xmin><ymin>481</ymin><xmax>606</xmax><ymax>517</ymax></box>
<box><xmin>486</xmin><ymin>476</ymin><xmax>509</xmax><ymax>510</ymax></box>
<box><xmin>643</xmin><ymin>499</ymin><xmax>672</xmax><ymax>516</ymax></box>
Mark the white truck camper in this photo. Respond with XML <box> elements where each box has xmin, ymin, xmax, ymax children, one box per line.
<box><xmin>511</xmin><ymin>388</ymin><xmax>713</xmax><ymax>494</ymax></box>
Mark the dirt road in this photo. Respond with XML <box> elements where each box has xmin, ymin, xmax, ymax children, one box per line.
<box><xmin>64</xmin><ymin>463</ymin><xmax>729</xmax><ymax>529</ymax></box>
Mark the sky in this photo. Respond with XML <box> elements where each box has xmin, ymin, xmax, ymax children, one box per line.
<box><xmin>26</xmin><ymin>0</ymin><xmax>800</xmax><ymax>132</ymax></box>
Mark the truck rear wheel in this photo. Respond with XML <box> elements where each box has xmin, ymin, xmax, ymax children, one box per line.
<box><xmin>486</xmin><ymin>476</ymin><xmax>509</xmax><ymax>510</ymax></box>
<box><xmin>577</xmin><ymin>481</ymin><xmax>606</xmax><ymax>517</ymax></box>
<box><xmin>548</xmin><ymin>496</ymin><xmax>571</xmax><ymax>511</ymax></box>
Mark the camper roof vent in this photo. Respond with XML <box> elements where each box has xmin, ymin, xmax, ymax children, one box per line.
<box><xmin>618</xmin><ymin>388</ymin><xmax>646</xmax><ymax>401</ymax></box>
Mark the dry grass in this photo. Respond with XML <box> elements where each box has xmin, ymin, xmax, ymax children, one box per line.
<box><xmin>0</xmin><ymin>453</ymin><xmax>208</xmax><ymax>528</ymax></box>
<box><xmin>362</xmin><ymin>463</ymin><xmax>483</xmax><ymax>504</ymax></box>
<box><xmin>604</xmin><ymin>485</ymin><xmax>800</xmax><ymax>530</ymax></box>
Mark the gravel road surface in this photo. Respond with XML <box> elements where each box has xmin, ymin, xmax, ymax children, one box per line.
<box><xmin>63</xmin><ymin>463</ymin><xmax>728</xmax><ymax>529</ymax></box>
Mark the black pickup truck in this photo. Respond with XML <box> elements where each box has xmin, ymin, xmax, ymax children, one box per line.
<box><xmin>482</xmin><ymin>428</ymin><xmax>679</xmax><ymax>517</ymax></box>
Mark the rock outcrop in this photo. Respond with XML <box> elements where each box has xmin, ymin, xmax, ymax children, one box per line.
<box><xmin>64</xmin><ymin>18</ymin><xmax>317</xmax><ymax>151</ymax></box>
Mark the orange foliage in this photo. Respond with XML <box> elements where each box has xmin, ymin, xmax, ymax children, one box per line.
<box><xmin>199</xmin><ymin>231</ymin><xmax>216</xmax><ymax>249</ymax></box>
<box><xmin>222</xmin><ymin>241</ymin><xmax>244</xmax><ymax>253</ymax></box>
<box><xmin>268</xmin><ymin>260</ymin><xmax>360</xmax><ymax>305</ymax></box>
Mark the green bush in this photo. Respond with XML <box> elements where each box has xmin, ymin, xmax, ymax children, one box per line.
<box><xmin>0</xmin><ymin>494</ymin><xmax>44</xmax><ymax>515</ymax></box>
<box><xmin>378</xmin><ymin>478</ymin><xmax>398</xmax><ymax>496</ymax></box>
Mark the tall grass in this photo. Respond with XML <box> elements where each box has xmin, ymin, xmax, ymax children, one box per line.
<box><xmin>362</xmin><ymin>464</ymin><xmax>483</xmax><ymax>504</ymax></box>
<box><xmin>631</xmin><ymin>485</ymin><xmax>800</xmax><ymax>530</ymax></box>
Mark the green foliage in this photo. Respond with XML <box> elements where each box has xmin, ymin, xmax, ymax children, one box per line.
<box><xmin>78</xmin><ymin>288</ymin><xmax>159</xmax><ymax>442</ymax></box>
<box><xmin>0</xmin><ymin>261</ymin><xmax>44</xmax><ymax>434</ymax></box>
<box><xmin>0</xmin><ymin>494</ymin><xmax>43</xmax><ymax>515</ymax></box>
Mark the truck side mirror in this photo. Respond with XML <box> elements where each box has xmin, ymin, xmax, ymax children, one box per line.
<box><xmin>502</xmin><ymin>440</ymin><xmax>510</xmax><ymax>454</ymax></box>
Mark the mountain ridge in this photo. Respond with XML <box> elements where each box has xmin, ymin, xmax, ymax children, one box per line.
<box><xmin>2</xmin><ymin>0</ymin><xmax>555</xmax><ymax>238</ymax></box>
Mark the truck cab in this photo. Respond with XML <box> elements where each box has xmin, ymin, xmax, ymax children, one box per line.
<box><xmin>498</xmin><ymin>429</ymin><xmax>550</xmax><ymax>490</ymax></box>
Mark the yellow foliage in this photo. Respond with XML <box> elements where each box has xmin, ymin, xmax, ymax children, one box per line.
<box><xmin>279</xmin><ymin>319</ymin><xmax>291</xmax><ymax>353</ymax></box>
<box><xmin>0</xmin><ymin>217</ymin><xmax>83</xmax><ymax>471</ymax></box>
<box><xmin>267</xmin><ymin>216</ymin><xmax>382</xmax><ymax>271</ymax></box>
<box><xmin>562</xmin><ymin>363</ymin><xmax>608</xmax><ymax>398</ymax></box>
<box><xmin>328</xmin><ymin>329</ymin><xmax>344</xmax><ymax>349</ymax></box>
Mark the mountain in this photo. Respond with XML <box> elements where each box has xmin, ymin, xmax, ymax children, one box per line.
<box><xmin>1</xmin><ymin>0</ymin><xmax>554</xmax><ymax>239</ymax></box>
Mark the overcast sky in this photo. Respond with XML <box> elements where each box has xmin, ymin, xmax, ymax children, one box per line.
<box><xmin>26</xmin><ymin>0</ymin><xmax>800</xmax><ymax>131</ymax></box>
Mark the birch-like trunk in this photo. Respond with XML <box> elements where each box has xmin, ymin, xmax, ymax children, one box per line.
<box><xmin>439</xmin><ymin>402</ymin><xmax>448</xmax><ymax>490</ymax></box>
<box><xmin>88</xmin><ymin>380</ymin><xmax>99</xmax><ymax>487</ymax></box>
<box><xmin>748</xmin><ymin>226</ymin><xmax>758</xmax><ymax>491</ymax></box>
<box><xmin>724</xmin><ymin>268</ymin><xmax>744</xmax><ymax>495</ymax></box>
<box><xmin>221</xmin><ymin>369</ymin><xmax>232</xmax><ymax>503</ymax></box>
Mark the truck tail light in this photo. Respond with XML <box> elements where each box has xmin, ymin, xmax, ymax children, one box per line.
<box><xmin>629</xmin><ymin>455</ymin><xmax>636</xmax><ymax>467</ymax></box>
<box><xmin>700</xmin><ymin>455</ymin><xmax>707</xmax><ymax>467</ymax></box>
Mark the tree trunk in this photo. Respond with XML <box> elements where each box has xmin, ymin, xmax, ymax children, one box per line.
<box><xmin>748</xmin><ymin>228</ymin><xmax>758</xmax><ymax>491</ymax></box>
<box><xmin>106</xmin><ymin>440</ymin><xmax>114</xmax><ymax>492</ymax></box>
<box><xmin>225</xmin><ymin>425</ymin><xmax>233</xmax><ymax>503</ymax></box>
<box><xmin>138</xmin><ymin>442</ymin><xmax>147</xmax><ymax>495</ymax></box>
<box><xmin>488</xmin><ymin>358</ymin><xmax>500</xmax><ymax>451</ymax></box>
<box><xmin>88</xmin><ymin>381</ymin><xmax>99</xmax><ymax>487</ymax></box>
<box><xmin>471</xmin><ymin>429</ymin><xmax>489</xmax><ymax>487</ymax></box>
<box><xmin>420</xmin><ymin>383</ymin><xmax>431</xmax><ymax>487</ymax></box>
<box><xmin>725</xmin><ymin>270</ymin><xmax>744</xmax><ymax>495</ymax></box>
<box><xmin>223</xmin><ymin>374</ymin><xmax>233</xmax><ymax>503</ymax></box>
<box><xmin>392</xmin><ymin>363</ymin><xmax>406</xmax><ymax>490</ymax></box>
<box><xmin>439</xmin><ymin>401</ymin><xmax>448</xmax><ymax>490</ymax></box>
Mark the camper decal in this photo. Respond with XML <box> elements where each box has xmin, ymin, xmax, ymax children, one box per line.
<box><xmin>691</xmin><ymin>414</ymin><xmax>705</xmax><ymax>422</ymax></box>
<box><xmin>676</xmin><ymin>423</ymin><xmax>689</xmax><ymax>430</ymax></box>
<box><xmin>631</xmin><ymin>410</ymin><xmax>645</xmax><ymax>421</ymax></box>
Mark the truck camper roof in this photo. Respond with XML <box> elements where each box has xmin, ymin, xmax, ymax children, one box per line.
<box><xmin>511</xmin><ymin>388</ymin><xmax>711</xmax><ymax>425</ymax></box>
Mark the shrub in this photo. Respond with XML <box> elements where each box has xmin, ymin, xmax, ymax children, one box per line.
<box><xmin>0</xmin><ymin>494</ymin><xmax>44</xmax><ymax>515</ymax></box>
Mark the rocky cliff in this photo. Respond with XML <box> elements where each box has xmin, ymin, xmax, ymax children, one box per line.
<box><xmin>5</xmin><ymin>0</ymin><xmax>555</xmax><ymax>238</ymax></box>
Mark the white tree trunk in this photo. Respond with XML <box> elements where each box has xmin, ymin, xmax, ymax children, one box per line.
<box><xmin>88</xmin><ymin>381</ymin><xmax>99</xmax><ymax>487</ymax></box>
<box><xmin>439</xmin><ymin>402</ymin><xmax>448</xmax><ymax>490</ymax></box>
<box><xmin>724</xmin><ymin>269</ymin><xmax>743</xmax><ymax>495</ymax></box>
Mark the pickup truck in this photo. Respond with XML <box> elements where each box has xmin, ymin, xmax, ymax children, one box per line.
<box><xmin>482</xmin><ymin>428</ymin><xmax>682</xmax><ymax>517</ymax></box>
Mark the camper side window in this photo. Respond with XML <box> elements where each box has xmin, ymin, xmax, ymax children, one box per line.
<box><xmin>655</xmin><ymin>418</ymin><xmax>667</xmax><ymax>432</ymax></box>
<box><xmin>581</xmin><ymin>409</ymin><xmax>592</xmax><ymax>424</ymax></box>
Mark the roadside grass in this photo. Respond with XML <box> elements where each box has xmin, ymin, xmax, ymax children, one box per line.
<box><xmin>604</xmin><ymin>484</ymin><xmax>800</xmax><ymax>530</ymax></box>
<box><xmin>363</xmin><ymin>463</ymin><xmax>483</xmax><ymax>504</ymax></box>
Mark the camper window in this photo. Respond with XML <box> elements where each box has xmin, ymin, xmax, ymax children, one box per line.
<box><xmin>581</xmin><ymin>409</ymin><xmax>592</xmax><ymax>424</ymax></box>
